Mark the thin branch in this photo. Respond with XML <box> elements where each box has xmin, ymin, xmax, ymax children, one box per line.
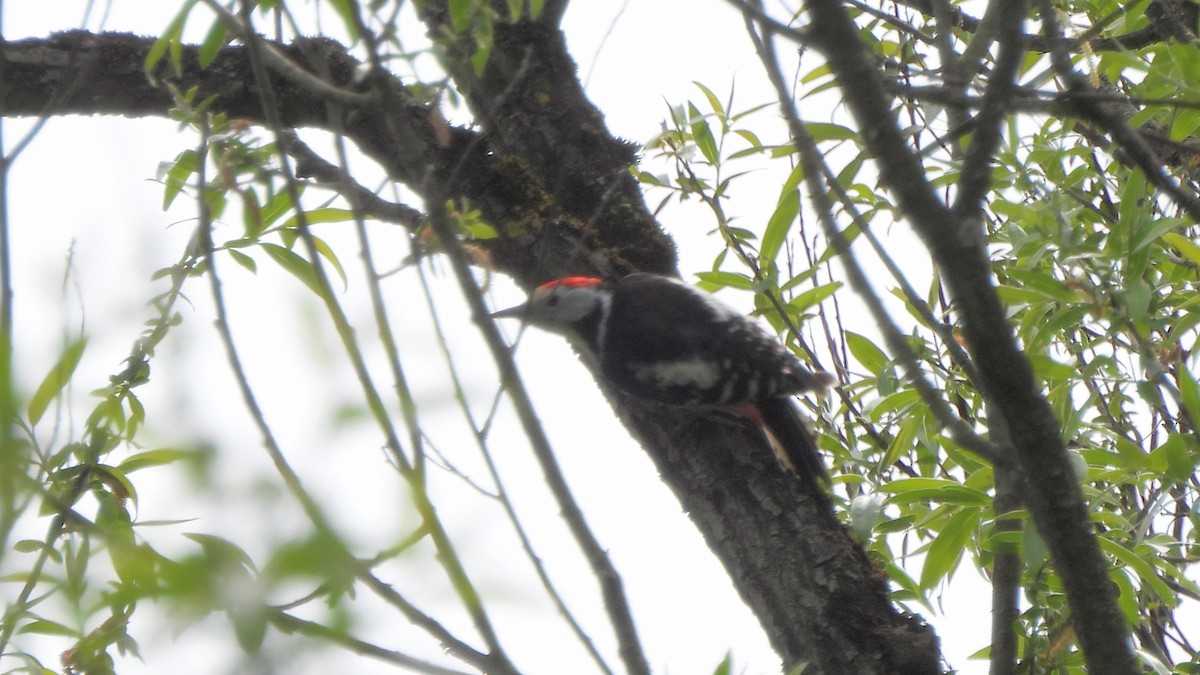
<box><xmin>1037</xmin><ymin>0</ymin><xmax>1200</xmax><ymax>224</ymax></box>
<box><xmin>279</xmin><ymin>130</ymin><xmax>423</xmax><ymax>229</ymax></box>
<box><xmin>271</xmin><ymin>611</ymin><xmax>476</xmax><ymax>675</ymax></box>
<box><xmin>764</xmin><ymin>0</ymin><xmax>1140</xmax><ymax>670</ymax></box>
<box><xmin>235</xmin><ymin>4</ymin><xmax>518</xmax><ymax>669</ymax></box>
<box><xmin>951</xmin><ymin>1</ymin><xmax>1028</xmax><ymax>221</ymax></box>
<box><xmin>197</xmin><ymin>0</ymin><xmax>374</xmax><ymax>108</ymax></box>
<box><xmin>424</xmin><ymin>196</ymin><xmax>652</xmax><ymax>675</ymax></box>
<box><xmin>745</xmin><ymin>12</ymin><xmax>1003</xmax><ymax>465</ymax></box>
<box><xmin>413</xmin><ymin>261</ymin><xmax>617</xmax><ymax>675</ymax></box>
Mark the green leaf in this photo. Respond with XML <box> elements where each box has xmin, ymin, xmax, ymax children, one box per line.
<box><xmin>1022</xmin><ymin>522</ymin><xmax>1048</xmax><ymax>568</ymax></box>
<box><xmin>280</xmin><ymin>207</ymin><xmax>356</xmax><ymax>230</ymax></box>
<box><xmin>880</xmin><ymin>412</ymin><xmax>919</xmax><ymax>469</ymax></box>
<box><xmin>469</xmin><ymin>12</ymin><xmax>494</xmax><ymax>76</ymax></box>
<box><xmin>695</xmin><ymin>271</ymin><xmax>755</xmax><ymax>291</ymax></box>
<box><xmin>788</xmin><ymin>282</ymin><xmax>841</xmax><ymax>313</ymax></box>
<box><xmin>711</xmin><ymin>652</ymin><xmax>733</xmax><ymax>675</ymax></box>
<box><xmin>761</xmin><ymin>188</ymin><xmax>799</xmax><ymax>263</ymax></box>
<box><xmin>693</xmin><ymin>81</ymin><xmax>726</xmax><ymax>122</ymax></box>
<box><xmin>879</xmin><ymin>478</ymin><xmax>992</xmax><ymax>506</ymax></box>
<box><xmin>228</xmin><ymin>249</ymin><xmax>257</xmax><ymax>273</ymax></box>
<box><xmin>162</xmin><ymin>149</ymin><xmax>199</xmax><ymax>210</ymax></box>
<box><xmin>802</xmin><ymin>122</ymin><xmax>858</xmax><ymax>142</ymax></box>
<box><xmin>13</xmin><ymin>539</ymin><xmax>44</xmax><ymax>553</ymax></box>
<box><xmin>449</xmin><ymin>0</ymin><xmax>478</xmax><ymax>32</ymax></box>
<box><xmin>1179</xmin><ymin>367</ymin><xmax>1200</xmax><ymax>426</ymax></box>
<box><xmin>19</xmin><ymin>619</ymin><xmax>79</xmax><ymax>638</ymax></box>
<box><xmin>119</xmin><ymin>448</ymin><xmax>195</xmax><ymax>474</ymax></box>
<box><xmin>325</xmin><ymin>0</ymin><xmax>361</xmax><ymax>40</ymax></box>
<box><xmin>1097</xmin><ymin>537</ymin><xmax>1176</xmax><ymax>605</ymax></box>
<box><xmin>846</xmin><ymin>331</ymin><xmax>889</xmax><ymax>374</ymax></box>
<box><xmin>93</xmin><ymin>464</ymin><xmax>139</xmax><ymax>509</ymax></box>
<box><xmin>145</xmin><ymin>0</ymin><xmax>198</xmax><ymax>75</ymax></box>
<box><xmin>197</xmin><ymin>18</ymin><xmax>229</xmax><ymax>68</ymax></box>
<box><xmin>310</xmin><ymin>235</ymin><xmax>348</xmax><ymax>291</ymax></box>
<box><xmin>1150</xmin><ymin>432</ymin><xmax>1194</xmax><ymax>483</ymax></box>
<box><xmin>261</xmin><ymin>243</ymin><xmax>324</xmax><ymax>296</ymax></box>
<box><xmin>1122</xmin><ymin>278</ymin><xmax>1152</xmax><ymax>324</ymax></box>
<box><xmin>920</xmin><ymin>507</ymin><xmax>980</xmax><ymax>589</ymax></box>
<box><xmin>867</xmin><ymin>389</ymin><xmax>922</xmax><ymax>421</ymax></box>
<box><xmin>27</xmin><ymin>338</ymin><xmax>87</xmax><ymax>427</ymax></box>
<box><xmin>231</xmin><ymin>604</ymin><xmax>269</xmax><ymax>653</ymax></box>
<box><xmin>688</xmin><ymin>102</ymin><xmax>719</xmax><ymax>164</ymax></box>
<box><xmin>185</xmin><ymin>533</ymin><xmax>258</xmax><ymax>572</ymax></box>
<box><xmin>1162</xmin><ymin>232</ymin><xmax>1200</xmax><ymax>266</ymax></box>
<box><xmin>260</xmin><ymin>187</ymin><xmax>299</xmax><ymax>229</ymax></box>
<box><xmin>1131</xmin><ymin>216</ymin><xmax>1187</xmax><ymax>253</ymax></box>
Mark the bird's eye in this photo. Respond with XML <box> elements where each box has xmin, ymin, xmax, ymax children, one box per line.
<box><xmin>547</xmin><ymin>295</ymin><xmax>560</xmax><ymax>307</ymax></box>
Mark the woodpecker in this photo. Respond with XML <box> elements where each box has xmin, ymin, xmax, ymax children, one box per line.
<box><xmin>492</xmin><ymin>273</ymin><xmax>834</xmax><ymax>496</ymax></box>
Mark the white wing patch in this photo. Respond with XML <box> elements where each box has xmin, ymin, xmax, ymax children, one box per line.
<box><xmin>631</xmin><ymin>358</ymin><xmax>721</xmax><ymax>389</ymax></box>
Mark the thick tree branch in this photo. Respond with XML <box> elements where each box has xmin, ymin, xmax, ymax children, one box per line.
<box><xmin>0</xmin><ymin>27</ymin><xmax>936</xmax><ymax>673</ymax></box>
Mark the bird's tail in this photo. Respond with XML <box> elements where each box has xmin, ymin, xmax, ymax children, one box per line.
<box><xmin>754</xmin><ymin>397</ymin><xmax>830</xmax><ymax>505</ymax></box>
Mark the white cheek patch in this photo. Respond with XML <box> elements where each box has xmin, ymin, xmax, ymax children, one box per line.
<box><xmin>631</xmin><ymin>359</ymin><xmax>721</xmax><ymax>389</ymax></box>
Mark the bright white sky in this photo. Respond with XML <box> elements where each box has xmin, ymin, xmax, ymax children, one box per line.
<box><xmin>0</xmin><ymin>2</ymin><xmax>991</xmax><ymax>674</ymax></box>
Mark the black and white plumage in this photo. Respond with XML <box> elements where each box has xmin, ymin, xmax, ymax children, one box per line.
<box><xmin>492</xmin><ymin>272</ymin><xmax>833</xmax><ymax>493</ymax></box>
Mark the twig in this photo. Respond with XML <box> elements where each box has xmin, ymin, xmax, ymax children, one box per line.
<box><xmin>279</xmin><ymin>130</ymin><xmax>423</xmax><ymax>229</ymax></box>
<box><xmin>743</xmin><ymin>9</ymin><xmax>1004</xmax><ymax>465</ymax></box>
<box><xmin>1036</xmin><ymin>0</ymin><xmax>1200</xmax><ymax>224</ymax></box>
<box><xmin>234</xmin><ymin>4</ymin><xmax>517</xmax><ymax>670</ymax></box>
<box><xmin>271</xmin><ymin>611</ymin><xmax>475</xmax><ymax>675</ymax></box>
<box><xmin>198</xmin><ymin>0</ymin><xmax>374</xmax><ymax>108</ymax></box>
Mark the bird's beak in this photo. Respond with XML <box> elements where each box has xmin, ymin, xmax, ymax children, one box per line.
<box><xmin>490</xmin><ymin>303</ymin><xmax>529</xmax><ymax>319</ymax></box>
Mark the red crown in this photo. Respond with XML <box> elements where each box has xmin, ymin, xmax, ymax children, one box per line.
<box><xmin>538</xmin><ymin>276</ymin><xmax>604</xmax><ymax>290</ymax></box>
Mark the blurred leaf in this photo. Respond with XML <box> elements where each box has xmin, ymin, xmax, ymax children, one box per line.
<box><xmin>789</xmin><ymin>281</ymin><xmax>841</xmax><ymax>313</ymax></box>
<box><xmin>27</xmin><ymin>338</ymin><xmax>87</xmax><ymax>427</ymax></box>
<box><xmin>711</xmin><ymin>652</ymin><xmax>733</xmax><ymax>675</ymax></box>
<box><xmin>1097</xmin><ymin>537</ymin><xmax>1175</xmax><ymax>606</ymax></box>
<box><xmin>689</xmin><ymin>102</ymin><xmax>719</xmax><ymax>165</ymax></box>
<box><xmin>145</xmin><ymin>0</ymin><xmax>197</xmax><ymax>75</ymax></box>
<box><xmin>846</xmin><ymin>331</ymin><xmax>889</xmax><ymax>374</ymax></box>
<box><xmin>119</xmin><ymin>448</ymin><xmax>195</xmax><ymax>474</ymax></box>
<box><xmin>880</xmin><ymin>478</ymin><xmax>992</xmax><ymax>506</ymax></box>
<box><xmin>13</xmin><ymin>539</ymin><xmax>45</xmax><ymax>553</ymax></box>
<box><xmin>326</xmin><ymin>0</ymin><xmax>361</xmax><ymax>40</ymax></box>
<box><xmin>280</xmin><ymin>207</ymin><xmax>356</xmax><ymax>230</ymax></box>
<box><xmin>1162</xmin><ymin>232</ymin><xmax>1200</xmax><ymax>265</ymax></box>
<box><xmin>197</xmin><ymin>18</ymin><xmax>229</xmax><ymax>68</ymax></box>
<box><xmin>694</xmin><ymin>82</ymin><xmax>726</xmax><ymax>122</ymax></box>
<box><xmin>920</xmin><ymin>507</ymin><xmax>980</xmax><ymax>589</ymax></box>
<box><xmin>19</xmin><ymin>619</ymin><xmax>79</xmax><ymax>637</ymax></box>
<box><xmin>261</xmin><ymin>243</ymin><xmax>323</xmax><ymax>296</ymax></box>
<box><xmin>761</xmin><ymin>188</ymin><xmax>799</xmax><ymax>264</ymax></box>
<box><xmin>696</xmin><ymin>271</ymin><xmax>755</xmax><ymax>291</ymax></box>
<box><xmin>162</xmin><ymin>149</ymin><xmax>199</xmax><ymax>210</ymax></box>
<box><xmin>802</xmin><ymin>122</ymin><xmax>858</xmax><ymax>142</ymax></box>
<box><xmin>1179</xmin><ymin>367</ymin><xmax>1200</xmax><ymax>427</ymax></box>
<box><xmin>227</xmin><ymin>249</ymin><xmax>257</xmax><ymax>273</ymax></box>
<box><xmin>310</xmin><ymin>235</ymin><xmax>349</xmax><ymax>292</ymax></box>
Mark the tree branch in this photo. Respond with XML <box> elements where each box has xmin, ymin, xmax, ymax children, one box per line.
<box><xmin>800</xmin><ymin>1</ymin><xmax>1139</xmax><ymax>672</ymax></box>
<box><xmin>0</xmin><ymin>26</ymin><xmax>938</xmax><ymax>672</ymax></box>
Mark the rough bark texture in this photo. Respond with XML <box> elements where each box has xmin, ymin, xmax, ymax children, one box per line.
<box><xmin>0</xmin><ymin>25</ymin><xmax>941</xmax><ymax>673</ymax></box>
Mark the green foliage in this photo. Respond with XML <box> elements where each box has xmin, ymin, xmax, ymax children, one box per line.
<box><xmin>636</xmin><ymin>2</ymin><xmax>1200</xmax><ymax>669</ymax></box>
<box><xmin>14</xmin><ymin>0</ymin><xmax>1200</xmax><ymax>672</ymax></box>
